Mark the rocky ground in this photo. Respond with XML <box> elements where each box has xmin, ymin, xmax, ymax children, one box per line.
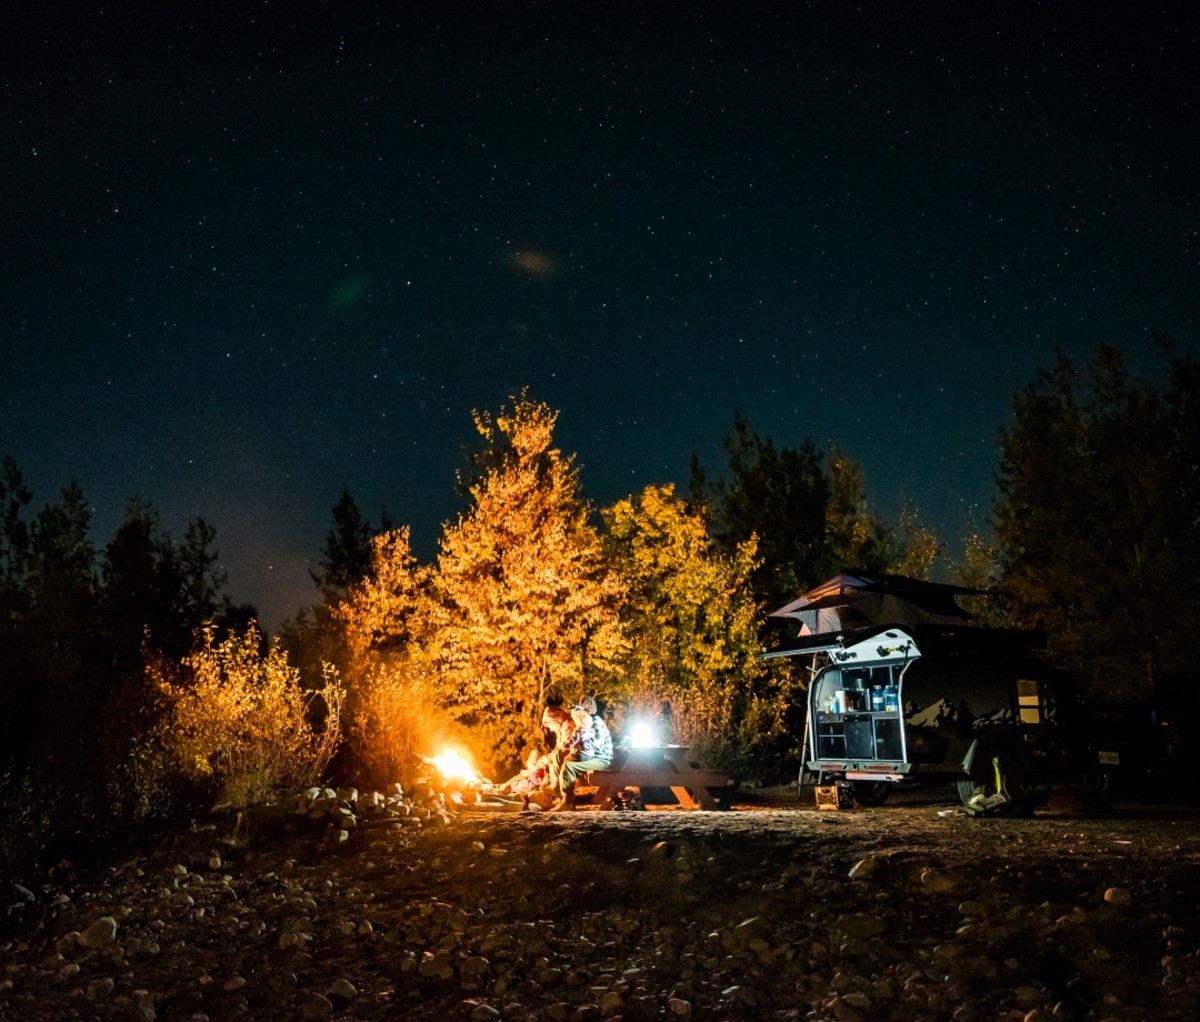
<box><xmin>2</xmin><ymin>784</ymin><xmax>1199</xmax><ymax>1022</ymax></box>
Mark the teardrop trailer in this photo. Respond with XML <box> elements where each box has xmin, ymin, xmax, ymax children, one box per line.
<box><xmin>762</xmin><ymin>575</ymin><xmax>1085</xmax><ymax>812</ymax></box>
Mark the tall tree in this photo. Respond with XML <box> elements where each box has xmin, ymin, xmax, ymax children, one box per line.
<box><xmin>692</xmin><ymin>418</ymin><xmax>896</xmax><ymax>613</ymax></box>
<box><xmin>433</xmin><ymin>394</ymin><xmax>624</xmax><ymax>771</ymax></box>
<box><xmin>312</xmin><ymin>489</ymin><xmax>384</xmax><ymax>603</ymax></box>
<box><xmin>888</xmin><ymin>504</ymin><xmax>942</xmax><ymax>580</ymax></box>
<box><xmin>0</xmin><ymin>456</ymin><xmax>31</xmax><ymax>601</ymax></box>
<box><xmin>995</xmin><ymin>344</ymin><xmax>1200</xmax><ymax>699</ymax></box>
<box><xmin>101</xmin><ymin>499</ymin><xmax>172</xmax><ymax>668</ymax></box>
<box><xmin>823</xmin><ymin>451</ymin><xmax>894</xmax><ymax>576</ymax></box>
<box><xmin>0</xmin><ymin>457</ymin><xmax>34</xmax><ymax>759</ymax></box>
<box><xmin>176</xmin><ymin>518</ymin><xmax>228</xmax><ymax>629</ymax></box>
<box><xmin>947</xmin><ymin>510</ymin><xmax>1007</xmax><ymax>628</ymax></box>
<box><xmin>333</xmin><ymin>527</ymin><xmax>437</xmax><ymax>783</ymax></box>
<box><xmin>284</xmin><ymin>489</ymin><xmax>389</xmax><ymax>691</ymax></box>
<box><xmin>691</xmin><ymin>415</ymin><xmax>831</xmax><ymax>612</ymax></box>
<box><xmin>99</xmin><ymin>503</ymin><xmax>229</xmax><ymax>665</ymax></box>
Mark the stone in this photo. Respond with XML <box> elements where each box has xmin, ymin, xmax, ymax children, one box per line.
<box><xmin>78</xmin><ymin>916</ymin><xmax>119</xmax><ymax>948</ymax></box>
<box><xmin>86</xmin><ymin>976</ymin><xmax>115</xmax><ymax>1001</ymax></box>
<box><xmin>848</xmin><ymin>857</ymin><xmax>882</xmax><ymax>880</ymax></box>
<box><xmin>920</xmin><ymin>868</ymin><xmax>959</xmax><ymax>894</ymax></box>
<box><xmin>301</xmin><ymin>992</ymin><xmax>333</xmax><ymax>1020</ymax></box>
<box><xmin>833</xmin><ymin>912</ymin><xmax>885</xmax><ymax>939</ymax></box>
<box><xmin>599</xmin><ymin>989</ymin><xmax>624</xmax><ymax>1014</ymax></box>
<box><xmin>1103</xmin><ymin>886</ymin><xmax>1131</xmax><ymax>906</ymax></box>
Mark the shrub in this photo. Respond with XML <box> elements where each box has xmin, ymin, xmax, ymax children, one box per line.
<box><xmin>0</xmin><ymin>765</ymin><xmax>51</xmax><ymax>912</ymax></box>
<box><xmin>150</xmin><ymin>623</ymin><xmax>343</xmax><ymax>808</ymax></box>
<box><xmin>345</xmin><ymin>657</ymin><xmax>467</xmax><ymax>788</ymax></box>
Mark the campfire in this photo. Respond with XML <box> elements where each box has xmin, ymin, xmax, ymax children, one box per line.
<box><xmin>416</xmin><ymin>747</ymin><xmax>496</xmax><ymax>807</ymax></box>
<box><xmin>424</xmin><ymin>748</ymin><xmax>487</xmax><ymax>786</ymax></box>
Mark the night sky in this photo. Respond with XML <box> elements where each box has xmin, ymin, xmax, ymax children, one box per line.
<box><xmin>4</xmin><ymin>2</ymin><xmax>1197</xmax><ymax>630</ymax></box>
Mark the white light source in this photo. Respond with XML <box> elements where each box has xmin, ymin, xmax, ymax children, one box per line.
<box><xmin>629</xmin><ymin>720</ymin><xmax>658</xmax><ymax>748</ymax></box>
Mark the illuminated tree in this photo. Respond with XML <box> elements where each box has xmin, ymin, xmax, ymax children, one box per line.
<box><xmin>888</xmin><ymin>503</ymin><xmax>942</xmax><ymax>580</ymax></box>
<box><xmin>947</xmin><ymin>513</ymin><xmax>1007</xmax><ymax>628</ymax></box>
<box><xmin>151</xmin><ymin>622</ymin><xmax>343</xmax><ymax>808</ymax></box>
<box><xmin>334</xmin><ymin>527</ymin><xmax>439</xmax><ymax>784</ymax></box>
<box><xmin>601</xmin><ymin>483</ymin><xmax>764</xmax><ymax>754</ymax></box>
<box><xmin>432</xmin><ymin>395</ymin><xmax>624</xmax><ymax>772</ymax></box>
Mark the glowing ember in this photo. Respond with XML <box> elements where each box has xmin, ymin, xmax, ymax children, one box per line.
<box><xmin>426</xmin><ymin>749</ymin><xmax>484</xmax><ymax>784</ymax></box>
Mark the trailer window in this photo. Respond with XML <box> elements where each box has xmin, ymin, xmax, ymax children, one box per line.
<box><xmin>1017</xmin><ymin>679</ymin><xmax>1042</xmax><ymax>724</ymax></box>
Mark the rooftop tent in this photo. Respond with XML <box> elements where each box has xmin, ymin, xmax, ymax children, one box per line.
<box><xmin>769</xmin><ymin>573</ymin><xmax>989</xmax><ymax>636</ymax></box>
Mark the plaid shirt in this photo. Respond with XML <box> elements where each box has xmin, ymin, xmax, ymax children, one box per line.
<box><xmin>576</xmin><ymin>714</ymin><xmax>613</xmax><ymax>763</ymax></box>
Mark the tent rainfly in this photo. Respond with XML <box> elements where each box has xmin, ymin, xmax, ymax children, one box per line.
<box><xmin>769</xmin><ymin>573</ymin><xmax>990</xmax><ymax>636</ymax></box>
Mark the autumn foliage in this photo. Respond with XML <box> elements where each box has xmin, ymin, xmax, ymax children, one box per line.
<box><xmin>338</xmin><ymin>397</ymin><xmax>626</xmax><ymax>777</ymax></box>
<box><xmin>149</xmin><ymin>624</ymin><xmax>344</xmax><ymax>808</ymax></box>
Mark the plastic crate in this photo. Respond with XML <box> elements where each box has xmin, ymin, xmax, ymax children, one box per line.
<box><xmin>815</xmin><ymin>782</ymin><xmax>854</xmax><ymax>810</ymax></box>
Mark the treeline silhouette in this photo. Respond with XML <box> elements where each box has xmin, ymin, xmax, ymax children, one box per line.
<box><xmin>1</xmin><ymin>342</ymin><xmax>1195</xmax><ymax>903</ymax></box>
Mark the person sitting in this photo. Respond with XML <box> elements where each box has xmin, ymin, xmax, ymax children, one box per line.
<box><xmin>550</xmin><ymin>702</ymin><xmax>614</xmax><ymax>811</ymax></box>
<box><xmin>497</xmin><ymin>750</ymin><xmax>550</xmax><ymax>796</ymax></box>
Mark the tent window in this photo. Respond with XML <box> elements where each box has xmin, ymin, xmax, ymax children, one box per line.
<box><xmin>1017</xmin><ymin>679</ymin><xmax>1042</xmax><ymax>724</ymax></box>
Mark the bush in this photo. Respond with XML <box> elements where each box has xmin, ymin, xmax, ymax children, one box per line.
<box><xmin>0</xmin><ymin>765</ymin><xmax>51</xmax><ymax>911</ymax></box>
<box><xmin>345</xmin><ymin>658</ymin><xmax>464</xmax><ymax>788</ymax></box>
<box><xmin>150</xmin><ymin>623</ymin><xmax>343</xmax><ymax>808</ymax></box>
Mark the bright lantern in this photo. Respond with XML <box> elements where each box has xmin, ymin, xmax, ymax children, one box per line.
<box><xmin>629</xmin><ymin>720</ymin><xmax>659</xmax><ymax>748</ymax></box>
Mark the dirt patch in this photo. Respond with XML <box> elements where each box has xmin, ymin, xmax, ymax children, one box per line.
<box><xmin>3</xmin><ymin>786</ymin><xmax>1199</xmax><ymax>1021</ymax></box>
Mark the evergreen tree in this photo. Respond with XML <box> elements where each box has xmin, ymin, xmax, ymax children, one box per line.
<box><xmin>692</xmin><ymin>418</ymin><xmax>897</xmax><ymax>613</ymax></box>
<box><xmin>177</xmin><ymin>518</ymin><xmax>228</xmax><ymax>630</ymax></box>
<box><xmin>690</xmin><ymin>415</ymin><xmax>831</xmax><ymax>612</ymax></box>
<box><xmin>0</xmin><ymin>458</ymin><xmax>33</xmax><ymax>760</ymax></box>
<box><xmin>26</xmin><ymin>483</ymin><xmax>98</xmax><ymax>720</ymax></box>
<box><xmin>995</xmin><ymin>344</ymin><xmax>1200</xmax><ymax>699</ymax></box>
<box><xmin>283</xmin><ymin>489</ymin><xmax>387</xmax><ymax>693</ymax></box>
<box><xmin>312</xmin><ymin>489</ymin><xmax>383</xmax><ymax>602</ymax></box>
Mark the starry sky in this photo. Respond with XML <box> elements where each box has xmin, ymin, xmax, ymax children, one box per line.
<box><xmin>4</xmin><ymin>2</ymin><xmax>1197</xmax><ymax>630</ymax></box>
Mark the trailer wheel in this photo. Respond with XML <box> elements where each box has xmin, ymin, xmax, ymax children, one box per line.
<box><xmin>851</xmin><ymin>781</ymin><xmax>892</xmax><ymax>807</ymax></box>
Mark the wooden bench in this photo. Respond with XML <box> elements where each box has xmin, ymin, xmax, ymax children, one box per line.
<box><xmin>573</xmin><ymin>745</ymin><xmax>737</xmax><ymax>810</ymax></box>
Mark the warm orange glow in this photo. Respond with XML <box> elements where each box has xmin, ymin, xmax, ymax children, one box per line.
<box><xmin>427</xmin><ymin>748</ymin><xmax>485</xmax><ymax>784</ymax></box>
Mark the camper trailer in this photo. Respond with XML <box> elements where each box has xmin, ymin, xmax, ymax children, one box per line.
<box><xmin>763</xmin><ymin>575</ymin><xmax>1082</xmax><ymax>809</ymax></box>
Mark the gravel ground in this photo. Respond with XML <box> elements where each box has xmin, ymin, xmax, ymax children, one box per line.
<box><xmin>3</xmin><ymin>785</ymin><xmax>1199</xmax><ymax>1022</ymax></box>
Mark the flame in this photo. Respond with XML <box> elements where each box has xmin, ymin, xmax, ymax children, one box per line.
<box><xmin>426</xmin><ymin>748</ymin><xmax>484</xmax><ymax>784</ymax></box>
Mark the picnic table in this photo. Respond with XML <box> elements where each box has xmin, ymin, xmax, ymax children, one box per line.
<box><xmin>575</xmin><ymin>744</ymin><xmax>736</xmax><ymax>810</ymax></box>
